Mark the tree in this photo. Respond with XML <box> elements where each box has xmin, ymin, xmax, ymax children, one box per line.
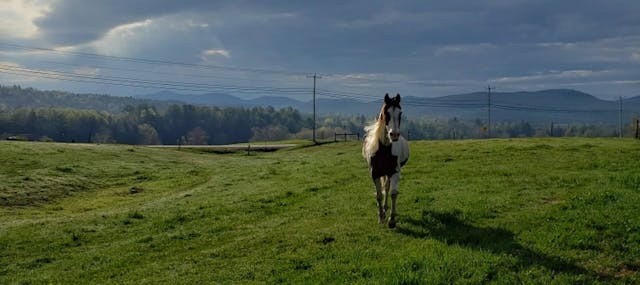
<box><xmin>187</xmin><ymin>127</ymin><xmax>209</xmax><ymax>145</ymax></box>
<box><xmin>137</xmin><ymin>123</ymin><xmax>162</xmax><ymax>145</ymax></box>
<box><xmin>92</xmin><ymin>127</ymin><xmax>114</xmax><ymax>143</ymax></box>
<box><xmin>251</xmin><ymin>125</ymin><xmax>290</xmax><ymax>142</ymax></box>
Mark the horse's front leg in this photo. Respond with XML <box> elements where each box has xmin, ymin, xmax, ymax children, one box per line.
<box><xmin>373</xmin><ymin>178</ymin><xmax>385</xmax><ymax>224</ymax></box>
<box><xmin>388</xmin><ymin>173</ymin><xmax>400</xmax><ymax>228</ymax></box>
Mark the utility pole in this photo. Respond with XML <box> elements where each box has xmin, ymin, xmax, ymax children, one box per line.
<box><xmin>307</xmin><ymin>73</ymin><xmax>321</xmax><ymax>143</ymax></box>
<box><xmin>619</xmin><ymin>96</ymin><xmax>623</xmax><ymax>138</ymax></box>
<box><xmin>487</xmin><ymin>85</ymin><xmax>495</xmax><ymax>138</ymax></box>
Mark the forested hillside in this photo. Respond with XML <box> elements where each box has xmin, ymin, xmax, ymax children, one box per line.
<box><xmin>0</xmin><ymin>104</ymin><xmax>310</xmax><ymax>145</ymax></box>
<box><xmin>1</xmin><ymin>85</ymin><xmax>636</xmax><ymax>144</ymax></box>
<box><xmin>0</xmin><ymin>85</ymin><xmax>175</xmax><ymax>113</ymax></box>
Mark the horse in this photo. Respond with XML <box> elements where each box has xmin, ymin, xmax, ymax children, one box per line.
<box><xmin>362</xmin><ymin>93</ymin><xmax>409</xmax><ymax>228</ymax></box>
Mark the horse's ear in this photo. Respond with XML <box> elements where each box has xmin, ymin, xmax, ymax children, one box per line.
<box><xmin>395</xmin><ymin>93</ymin><xmax>401</xmax><ymax>103</ymax></box>
<box><xmin>384</xmin><ymin>93</ymin><xmax>391</xmax><ymax>104</ymax></box>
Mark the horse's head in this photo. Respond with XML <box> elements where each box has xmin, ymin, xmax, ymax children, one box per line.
<box><xmin>381</xmin><ymin>93</ymin><xmax>402</xmax><ymax>142</ymax></box>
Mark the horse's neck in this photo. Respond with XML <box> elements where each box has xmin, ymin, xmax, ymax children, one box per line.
<box><xmin>378</xmin><ymin>135</ymin><xmax>390</xmax><ymax>147</ymax></box>
<box><xmin>376</xmin><ymin>122</ymin><xmax>390</xmax><ymax>146</ymax></box>
<box><xmin>363</xmin><ymin>120</ymin><xmax>390</xmax><ymax>161</ymax></box>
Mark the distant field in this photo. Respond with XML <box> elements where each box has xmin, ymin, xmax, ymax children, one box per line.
<box><xmin>1</xmin><ymin>138</ymin><xmax>640</xmax><ymax>284</ymax></box>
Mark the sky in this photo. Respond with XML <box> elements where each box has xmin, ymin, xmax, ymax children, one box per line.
<box><xmin>0</xmin><ymin>0</ymin><xmax>639</xmax><ymax>101</ymax></box>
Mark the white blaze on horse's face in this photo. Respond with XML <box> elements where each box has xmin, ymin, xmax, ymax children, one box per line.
<box><xmin>383</xmin><ymin>93</ymin><xmax>402</xmax><ymax>142</ymax></box>
<box><xmin>386</xmin><ymin>106</ymin><xmax>402</xmax><ymax>141</ymax></box>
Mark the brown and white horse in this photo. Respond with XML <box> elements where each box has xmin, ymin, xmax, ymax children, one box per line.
<box><xmin>362</xmin><ymin>93</ymin><xmax>409</xmax><ymax>228</ymax></box>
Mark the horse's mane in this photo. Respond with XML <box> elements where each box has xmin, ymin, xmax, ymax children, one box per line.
<box><xmin>362</xmin><ymin>103</ymin><xmax>390</xmax><ymax>162</ymax></box>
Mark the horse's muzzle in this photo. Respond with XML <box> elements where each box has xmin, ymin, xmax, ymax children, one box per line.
<box><xmin>390</xmin><ymin>131</ymin><xmax>400</xmax><ymax>141</ymax></box>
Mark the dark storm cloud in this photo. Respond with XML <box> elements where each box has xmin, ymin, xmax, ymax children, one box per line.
<box><xmin>4</xmin><ymin>0</ymin><xmax>640</xmax><ymax>98</ymax></box>
<box><xmin>34</xmin><ymin>1</ymin><xmax>640</xmax><ymax>55</ymax></box>
<box><xmin>33</xmin><ymin>0</ymin><xmax>232</xmax><ymax>45</ymax></box>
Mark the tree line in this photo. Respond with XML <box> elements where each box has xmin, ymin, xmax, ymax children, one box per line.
<box><xmin>2</xmin><ymin>104</ymin><xmax>634</xmax><ymax>144</ymax></box>
<box><xmin>316</xmin><ymin>115</ymin><xmax>631</xmax><ymax>140</ymax></box>
<box><xmin>0</xmin><ymin>104</ymin><xmax>310</xmax><ymax>144</ymax></box>
<box><xmin>2</xmin><ymin>85</ymin><xmax>635</xmax><ymax>144</ymax></box>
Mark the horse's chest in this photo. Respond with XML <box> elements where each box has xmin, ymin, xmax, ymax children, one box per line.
<box><xmin>370</xmin><ymin>144</ymin><xmax>397</xmax><ymax>179</ymax></box>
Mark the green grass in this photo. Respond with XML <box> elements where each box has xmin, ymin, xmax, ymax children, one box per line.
<box><xmin>1</xmin><ymin>138</ymin><xmax>640</xmax><ymax>284</ymax></box>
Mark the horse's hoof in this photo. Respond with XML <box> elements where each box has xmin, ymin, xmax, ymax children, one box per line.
<box><xmin>388</xmin><ymin>218</ymin><xmax>396</xmax><ymax>228</ymax></box>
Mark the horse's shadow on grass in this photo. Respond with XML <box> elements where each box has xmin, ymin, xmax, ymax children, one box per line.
<box><xmin>397</xmin><ymin>209</ymin><xmax>592</xmax><ymax>277</ymax></box>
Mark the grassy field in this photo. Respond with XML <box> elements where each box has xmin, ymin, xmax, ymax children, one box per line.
<box><xmin>1</xmin><ymin>138</ymin><xmax>640</xmax><ymax>284</ymax></box>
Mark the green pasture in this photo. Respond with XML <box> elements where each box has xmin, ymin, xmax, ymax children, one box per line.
<box><xmin>1</xmin><ymin>138</ymin><xmax>639</xmax><ymax>284</ymax></box>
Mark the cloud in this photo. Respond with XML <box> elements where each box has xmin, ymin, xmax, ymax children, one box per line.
<box><xmin>72</xmin><ymin>66</ymin><xmax>100</xmax><ymax>76</ymax></box>
<box><xmin>494</xmin><ymin>70</ymin><xmax>612</xmax><ymax>84</ymax></box>
<box><xmin>77</xmin><ymin>14</ymin><xmax>225</xmax><ymax>63</ymax></box>
<box><xmin>0</xmin><ymin>0</ymin><xmax>51</xmax><ymax>39</ymax></box>
<box><xmin>0</xmin><ymin>61</ymin><xmax>23</xmax><ymax>68</ymax></box>
<box><xmin>2</xmin><ymin>1</ymin><xmax>640</xmax><ymax>99</ymax></box>
<box><xmin>434</xmin><ymin>43</ymin><xmax>497</xmax><ymax>57</ymax></box>
<box><xmin>201</xmin><ymin>49</ymin><xmax>230</xmax><ymax>59</ymax></box>
<box><xmin>186</xmin><ymin>20</ymin><xmax>209</xmax><ymax>28</ymax></box>
<box><xmin>90</xmin><ymin>19</ymin><xmax>154</xmax><ymax>57</ymax></box>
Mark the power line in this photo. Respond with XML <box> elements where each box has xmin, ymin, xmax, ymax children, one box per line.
<box><xmin>0</xmin><ymin>64</ymin><xmax>307</xmax><ymax>93</ymax></box>
<box><xmin>3</xmin><ymin>64</ymin><xmax>625</xmax><ymax>115</ymax></box>
<box><xmin>491</xmin><ymin>103</ymin><xmax>617</xmax><ymax>113</ymax></box>
<box><xmin>3</xmin><ymin>43</ymin><xmax>482</xmax><ymax>92</ymax></box>
<box><xmin>36</xmin><ymin>59</ymin><xmax>307</xmax><ymax>85</ymax></box>
<box><xmin>0</xmin><ymin>43</ymin><xmax>310</xmax><ymax>76</ymax></box>
<box><xmin>0</xmin><ymin>43</ymin><xmax>630</xmax><ymax>116</ymax></box>
<box><xmin>322</xmin><ymin>72</ymin><xmax>472</xmax><ymax>87</ymax></box>
<box><xmin>0</xmin><ymin>64</ymin><xmax>311</xmax><ymax>95</ymax></box>
<box><xmin>316</xmin><ymin>89</ymin><xmax>623</xmax><ymax>113</ymax></box>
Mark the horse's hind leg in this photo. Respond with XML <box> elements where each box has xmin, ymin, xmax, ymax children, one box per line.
<box><xmin>373</xmin><ymin>178</ymin><xmax>385</xmax><ymax>224</ymax></box>
<box><xmin>388</xmin><ymin>173</ymin><xmax>400</xmax><ymax>228</ymax></box>
<box><xmin>383</xmin><ymin>176</ymin><xmax>390</xmax><ymax>215</ymax></box>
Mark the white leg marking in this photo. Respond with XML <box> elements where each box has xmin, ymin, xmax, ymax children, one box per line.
<box><xmin>388</xmin><ymin>173</ymin><xmax>400</xmax><ymax>228</ymax></box>
<box><xmin>373</xmin><ymin>178</ymin><xmax>385</xmax><ymax>224</ymax></box>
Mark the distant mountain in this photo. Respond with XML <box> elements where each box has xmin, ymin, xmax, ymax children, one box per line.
<box><xmin>3</xmin><ymin>85</ymin><xmax>639</xmax><ymax>124</ymax></box>
<box><xmin>132</xmin><ymin>91</ymin><xmax>372</xmax><ymax>115</ymax></box>
<box><xmin>626</xmin><ymin>96</ymin><xmax>640</xmax><ymax>104</ymax></box>
<box><xmin>433</xmin><ymin>89</ymin><xmax>605</xmax><ymax>107</ymax></box>
<box><xmin>132</xmin><ymin>89</ymin><xmax>640</xmax><ymax>123</ymax></box>
<box><xmin>248</xmin><ymin>96</ymin><xmax>307</xmax><ymax>110</ymax></box>
<box><xmin>134</xmin><ymin>91</ymin><xmax>244</xmax><ymax>106</ymax></box>
<box><xmin>403</xmin><ymin>89</ymin><xmax>631</xmax><ymax>123</ymax></box>
<box><xmin>0</xmin><ymin>85</ymin><xmax>175</xmax><ymax>113</ymax></box>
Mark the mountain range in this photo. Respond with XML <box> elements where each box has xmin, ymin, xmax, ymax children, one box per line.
<box><xmin>2</xmin><ymin>85</ymin><xmax>639</xmax><ymax>124</ymax></box>
<box><xmin>133</xmin><ymin>89</ymin><xmax>640</xmax><ymax>124</ymax></box>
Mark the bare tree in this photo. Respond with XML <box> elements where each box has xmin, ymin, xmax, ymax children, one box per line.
<box><xmin>187</xmin><ymin>127</ymin><xmax>209</xmax><ymax>145</ymax></box>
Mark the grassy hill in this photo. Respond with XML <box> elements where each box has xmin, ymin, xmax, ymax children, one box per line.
<box><xmin>1</xmin><ymin>138</ymin><xmax>640</xmax><ymax>283</ymax></box>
